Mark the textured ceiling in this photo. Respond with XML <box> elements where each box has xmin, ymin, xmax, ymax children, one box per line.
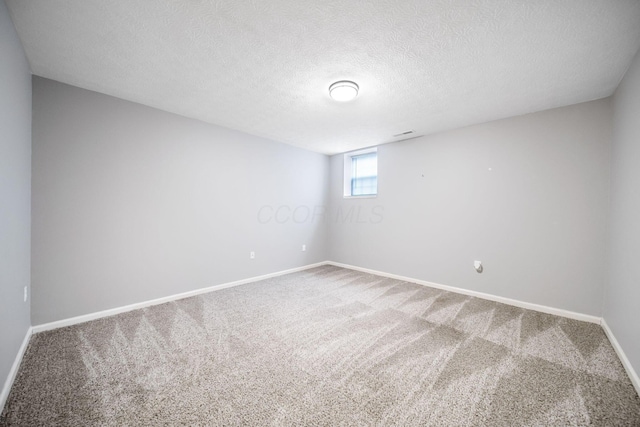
<box><xmin>6</xmin><ymin>0</ymin><xmax>640</xmax><ymax>154</ymax></box>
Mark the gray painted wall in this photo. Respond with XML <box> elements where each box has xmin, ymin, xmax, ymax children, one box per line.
<box><xmin>606</xmin><ymin>48</ymin><xmax>640</xmax><ymax>376</ymax></box>
<box><xmin>0</xmin><ymin>0</ymin><xmax>32</xmax><ymax>395</ymax></box>
<box><xmin>32</xmin><ymin>77</ymin><xmax>329</xmax><ymax>325</ymax></box>
<box><xmin>328</xmin><ymin>99</ymin><xmax>611</xmax><ymax>316</ymax></box>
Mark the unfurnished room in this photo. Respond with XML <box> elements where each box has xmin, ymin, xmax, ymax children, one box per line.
<box><xmin>1</xmin><ymin>0</ymin><xmax>640</xmax><ymax>425</ymax></box>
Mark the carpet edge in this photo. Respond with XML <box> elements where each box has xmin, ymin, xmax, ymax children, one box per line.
<box><xmin>0</xmin><ymin>326</ymin><xmax>32</xmax><ymax>414</ymax></box>
<box><xmin>326</xmin><ymin>261</ymin><xmax>602</xmax><ymax>324</ymax></box>
<box><xmin>601</xmin><ymin>318</ymin><xmax>640</xmax><ymax>397</ymax></box>
<box><xmin>31</xmin><ymin>262</ymin><xmax>330</xmax><ymax>334</ymax></box>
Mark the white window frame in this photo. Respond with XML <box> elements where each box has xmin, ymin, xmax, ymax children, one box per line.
<box><xmin>343</xmin><ymin>147</ymin><xmax>378</xmax><ymax>198</ymax></box>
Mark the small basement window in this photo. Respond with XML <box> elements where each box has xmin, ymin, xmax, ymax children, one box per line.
<box><xmin>344</xmin><ymin>148</ymin><xmax>377</xmax><ymax>197</ymax></box>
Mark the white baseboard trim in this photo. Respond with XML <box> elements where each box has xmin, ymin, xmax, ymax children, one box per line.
<box><xmin>31</xmin><ymin>259</ymin><xmax>602</xmax><ymax>332</ymax></box>
<box><xmin>1</xmin><ymin>326</ymin><xmax>33</xmax><ymax>413</ymax></box>
<box><xmin>21</xmin><ymin>261</ymin><xmax>640</xmax><ymax>401</ymax></box>
<box><xmin>326</xmin><ymin>261</ymin><xmax>602</xmax><ymax>324</ymax></box>
<box><xmin>330</xmin><ymin>262</ymin><xmax>640</xmax><ymax>392</ymax></box>
<box><xmin>601</xmin><ymin>319</ymin><xmax>640</xmax><ymax>396</ymax></box>
<box><xmin>32</xmin><ymin>262</ymin><xmax>328</xmax><ymax>334</ymax></box>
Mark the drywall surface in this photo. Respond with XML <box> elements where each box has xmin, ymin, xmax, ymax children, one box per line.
<box><xmin>0</xmin><ymin>0</ymin><xmax>32</xmax><ymax>395</ymax></box>
<box><xmin>32</xmin><ymin>77</ymin><xmax>329</xmax><ymax>325</ymax></box>
<box><xmin>328</xmin><ymin>99</ymin><xmax>611</xmax><ymax>316</ymax></box>
<box><xmin>607</xmin><ymin>48</ymin><xmax>640</xmax><ymax>377</ymax></box>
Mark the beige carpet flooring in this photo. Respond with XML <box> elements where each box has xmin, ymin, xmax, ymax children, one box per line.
<box><xmin>2</xmin><ymin>265</ymin><xmax>639</xmax><ymax>426</ymax></box>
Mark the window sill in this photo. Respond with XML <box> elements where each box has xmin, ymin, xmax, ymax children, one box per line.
<box><xmin>343</xmin><ymin>195</ymin><xmax>378</xmax><ymax>199</ymax></box>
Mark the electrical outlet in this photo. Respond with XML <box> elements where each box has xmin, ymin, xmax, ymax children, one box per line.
<box><xmin>23</xmin><ymin>286</ymin><xmax>27</xmax><ymax>302</ymax></box>
<box><xmin>302</xmin><ymin>244</ymin><xmax>306</xmax><ymax>252</ymax></box>
<box><xmin>250</xmin><ymin>251</ymin><xmax>255</xmax><ymax>259</ymax></box>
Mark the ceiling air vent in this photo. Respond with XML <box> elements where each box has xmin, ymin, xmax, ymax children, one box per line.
<box><xmin>389</xmin><ymin>130</ymin><xmax>422</xmax><ymax>143</ymax></box>
<box><xmin>393</xmin><ymin>130</ymin><xmax>414</xmax><ymax>137</ymax></box>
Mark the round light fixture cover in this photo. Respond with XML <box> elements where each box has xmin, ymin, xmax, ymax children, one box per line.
<box><xmin>329</xmin><ymin>80</ymin><xmax>359</xmax><ymax>102</ymax></box>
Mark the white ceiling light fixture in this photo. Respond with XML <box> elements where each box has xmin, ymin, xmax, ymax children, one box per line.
<box><xmin>329</xmin><ymin>80</ymin><xmax>359</xmax><ymax>102</ymax></box>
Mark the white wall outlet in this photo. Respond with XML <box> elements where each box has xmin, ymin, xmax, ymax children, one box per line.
<box><xmin>23</xmin><ymin>286</ymin><xmax>28</xmax><ymax>302</ymax></box>
<box><xmin>250</xmin><ymin>251</ymin><xmax>255</xmax><ymax>259</ymax></box>
<box><xmin>302</xmin><ymin>244</ymin><xmax>306</xmax><ymax>251</ymax></box>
